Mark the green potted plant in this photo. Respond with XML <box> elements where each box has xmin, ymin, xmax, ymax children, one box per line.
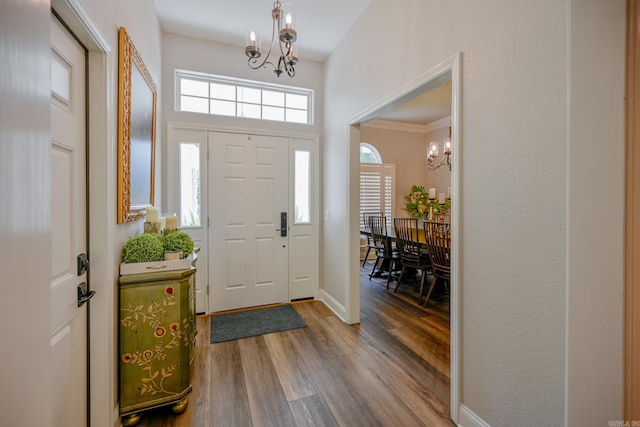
<box><xmin>121</xmin><ymin>233</ymin><xmax>164</xmax><ymax>263</ymax></box>
<box><xmin>162</xmin><ymin>231</ymin><xmax>194</xmax><ymax>259</ymax></box>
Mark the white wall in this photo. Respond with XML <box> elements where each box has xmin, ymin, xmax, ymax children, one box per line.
<box><xmin>567</xmin><ymin>1</ymin><xmax>626</xmax><ymax>424</ymax></box>
<box><xmin>0</xmin><ymin>1</ymin><xmax>54</xmax><ymax>425</ymax></box>
<box><xmin>323</xmin><ymin>0</ymin><xmax>624</xmax><ymax>425</ymax></box>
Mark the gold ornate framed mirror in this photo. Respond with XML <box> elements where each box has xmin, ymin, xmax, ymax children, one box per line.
<box><xmin>117</xmin><ymin>27</ymin><xmax>157</xmax><ymax>223</ymax></box>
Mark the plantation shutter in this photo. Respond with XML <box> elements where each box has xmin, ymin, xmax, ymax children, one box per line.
<box><xmin>359</xmin><ymin>163</ymin><xmax>395</xmax><ymax>228</ymax></box>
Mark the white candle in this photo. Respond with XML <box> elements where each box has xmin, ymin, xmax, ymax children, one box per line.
<box><xmin>159</xmin><ymin>216</ymin><xmax>166</xmax><ymax>231</ymax></box>
<box><xmin>285</xmin><ymin>13</ymin><xmax>292</xmax><ymax>29</ymax></box>
<box><xmin>249</xmin><ymin>30</ymin><xmax>257</xmax><ymax>47</ymax></box>
<box><xmin>166</xmin><ymin>215</ymin><xmax>178</xmax><ymax>230</ymax></box>
<box><xmin>438</xmin><ymin>193</ymin><xmax>446</xmax><ymax>204</ymax></box>
<box><xmin>146</xmin><ymin>206</ymin><xmax>159</xmax><ymax>223</ymax></box>
<box><xmin>429</xmin><ymin>187</ymin><xmax>436</xmax><ymax>199</ymax></box>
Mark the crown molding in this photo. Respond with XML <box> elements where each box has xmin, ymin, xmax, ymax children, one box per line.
<box><xmin>424</xmin><ymin>116</ymin><xmax>451</xmax><ymax>133</ymax></box>
<box><xmin>362</xmin><ymin>119</ymin><xmax>428</xmax><ymax>133</ymax></box>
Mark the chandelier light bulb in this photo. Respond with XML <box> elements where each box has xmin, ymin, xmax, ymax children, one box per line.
<box><xmin>427</xmin><ymin>137</ymin><xmax>452</xmax><ymax>171</ymax></box>
<box><xmin>245</xmin><ymin>1</ymin><xmax>298</xmax><ymax>77</ymax></box>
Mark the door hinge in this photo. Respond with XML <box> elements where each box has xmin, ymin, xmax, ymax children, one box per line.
<box><xmin>206</xmin><ymin>284</ymin><xmax>209</xmax><ymax>295</ymax></box>
<box><xmin>208</xmin><ymin>217</ymin><xmax>210</xmax><ymax>228</ymax></box>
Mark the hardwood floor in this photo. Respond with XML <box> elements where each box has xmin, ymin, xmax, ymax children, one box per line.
<box><xmin>135</xmin><ymin>267</ymin><xmax>452</xmax><ymax>426</ymax></box>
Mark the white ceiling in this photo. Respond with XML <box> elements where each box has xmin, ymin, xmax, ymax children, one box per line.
<box><xmin>375</xmin><ymin>80</ymin><xmax>452</xmax><ymax>125</ymax></box>
<box><xmin>152</xmin><ymin>0</ymin><xmax>372</xmax><ymax>62</ymax></box>
<box><xmin>152</xmin><ymin>0</ymin><xmax>451</xmax><ymax>126</ymax></box>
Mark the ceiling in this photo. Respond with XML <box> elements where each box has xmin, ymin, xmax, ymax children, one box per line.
<box><xmin>152</xmin><ymin>0</ymin><xmax>451</xmax><ymax>126</ymax></box>
<box><xmin>152</xmin><ymin>0</ymin><xmax>372</xmax><ymax>62</ymax></box>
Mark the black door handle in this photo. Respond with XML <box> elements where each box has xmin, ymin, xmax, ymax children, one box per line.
<box><xmin>77</xmin><ymin>282</ymin><xmax>96</xmax><ymax>307</ymax></box>
<box><xmin>276</xmin><ymin>212</ymin><xmax>287</xmax><ymax>237</ymax></box>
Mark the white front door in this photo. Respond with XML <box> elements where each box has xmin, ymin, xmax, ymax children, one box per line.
<box><xmin>209</xmin><ymin>132</ymin><xmax>289</xmax><ymax>311</ymax></box>
<box><xmin>50</xmin><ymin>15</ymin><xmax>89</xmax><ymax>427</ymax></box>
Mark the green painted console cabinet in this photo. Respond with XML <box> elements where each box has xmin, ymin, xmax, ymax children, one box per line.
<box><xmin>119</xmin><ymin>267</ymin><xmax>196</xmax><ymax>426</ymax></box>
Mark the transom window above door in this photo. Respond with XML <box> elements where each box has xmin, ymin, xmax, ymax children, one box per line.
<box><xmin>175</xmin><ymin>70</ymin><xmax>314</xmax><ymax>125</ymax></box>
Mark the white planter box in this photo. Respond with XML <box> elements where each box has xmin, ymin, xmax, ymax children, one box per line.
<box><xmin>120</xmin><ymin>253</ymin><xmax>194</xmax><ymax>275</ymax></box>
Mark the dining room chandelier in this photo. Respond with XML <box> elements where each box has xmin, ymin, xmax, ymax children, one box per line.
<box><xmin>244</xmin><ymin>1</ymin><xmax>298</xmax><ymax>78</ymax></box>
<box><xmin>427</xmin><ymin>138</ymin><xmax>452</xmax><ymax>171</ymax></box>
<box><xmin>427</xmin><ymin>126</ymin><xmax>452</xmax><ymax>170</ymax></box>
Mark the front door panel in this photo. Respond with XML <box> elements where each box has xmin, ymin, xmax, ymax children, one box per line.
<box><xmin>209</xmin><ymin>132</ymin><xmax>288</xmax><ymax>311</ymax></box>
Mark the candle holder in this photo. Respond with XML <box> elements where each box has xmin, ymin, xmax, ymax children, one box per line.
<box><xmin>144</xmin><ymin>221</ymin><xmax>160</xmax><ymax>234</ymax></box>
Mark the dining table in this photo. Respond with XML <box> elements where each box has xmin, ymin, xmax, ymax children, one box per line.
<box><xmin>360</xmin><ymin>223</ymin><xmax>428</xmax><ymax>244</ymax></box>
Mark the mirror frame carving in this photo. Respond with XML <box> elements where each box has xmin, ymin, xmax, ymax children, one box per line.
<box><xmin>117</xmin><ymin>27</ymin><xmax>157</xmax><ymax>223</ymax></box>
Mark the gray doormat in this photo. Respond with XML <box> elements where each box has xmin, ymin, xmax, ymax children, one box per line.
<box><xmin>210</xmin><ymin>304</ymin><xmax>307</xmax><ymax>343</ymax></box>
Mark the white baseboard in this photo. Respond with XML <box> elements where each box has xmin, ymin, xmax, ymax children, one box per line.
<box><xmin>318</xmin><ymin>289</ymin><xmax>347</xmax><ymax>322</ymax></box>
<box><xmin>458</xmin><ymin>404</ymin><xmax>491</xmax><ymax>427</ymax></box>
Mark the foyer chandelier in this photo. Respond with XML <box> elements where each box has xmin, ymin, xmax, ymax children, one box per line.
<box><xmin>427</xmin><ymin>128</ymin><xmax>453</xmax><ymax>171</ymax></box>
<box><xmin>245</xmin><ymin>1</ymin><xmax>298</xmax><ymax>78</ymax></box>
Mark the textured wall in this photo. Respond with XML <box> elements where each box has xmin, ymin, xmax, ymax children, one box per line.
<box><xmin>323</xmin><ymin>0</ymin><xmax>624</xmax><ymax>425</ymax></box>
<box><xmin>567</xmin><ymin>1</ymin><xmax>626</xmax><ymax>425</ymax></box>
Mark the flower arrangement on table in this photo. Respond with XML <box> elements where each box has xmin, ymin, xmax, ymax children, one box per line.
<box><xmin>404</xmin><ymin>184</ymin><xmax>451</xmax><ymax>219</ymax></box>
<box><xmin>404</xmin><ymin>185</ymin><xmax>430</xmax><ymax>218</ymax></box>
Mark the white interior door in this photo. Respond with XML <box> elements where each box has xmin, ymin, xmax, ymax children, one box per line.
<box><xmin>50</xmin><ymin>15</ymin><xmax>89</xmax><ymax>427</ymax></box>
<box><xmin>209</xmin><ymin>132</ymin><xmax>289</xmax><ymax>312</ymax></box>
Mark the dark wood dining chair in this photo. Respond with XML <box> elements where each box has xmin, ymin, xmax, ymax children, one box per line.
<box><xmin>368</xmin><ymin>215</ymin><xmax>401</xmax><ymax>289</ymax></box>
<box><xmin>393</xmin><ymin>217</ymin><xmax>432</xmax><ymax>304</ymax></box>
<box><xmin>423</xmin><ymin>220</ymin><xmax>451</xmax><ymax>307</ymax></box>
<box><xmin>362</xmin><ymin>211</ymin><xmax>383</xmax><ymax>267</ymax></box>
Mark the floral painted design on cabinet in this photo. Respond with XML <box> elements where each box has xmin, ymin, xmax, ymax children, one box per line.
<box><xmin>119</xmin><ymin>269</ymin><xmax>195</xmax><ymax>416</ymax></box>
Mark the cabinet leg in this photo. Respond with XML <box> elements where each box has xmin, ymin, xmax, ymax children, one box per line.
<box><xmin>121</xmin><ymin>412</ymin><xmax>142</xmax><ymax>426</ymax></box>
<box><xmin>170</xmin><ymin>396</ymin><xmax>189</xmax><ymax>414</ymax></box>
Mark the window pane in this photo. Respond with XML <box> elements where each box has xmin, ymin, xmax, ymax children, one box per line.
<box><xmin>211</xmin><ymin>99</ymin><xmax>236</xmax><ymax>116</ymax></box>
<box><xmin>210</xmin><ymin>82</ymin><xmax>236</xmax><ymax>101</ymax></box>
<box><xmin>286</xmin><ymin>93</ymin><xmax>307</xmax><ymax>109</ymax></box>
<box><xmin>181</xmin><ymin>95</ymin><xmax>209</xmax><ymax>113</ymax></box>
<box><xmin>238</xmin><ymin>102</ymin><xmax>261</xmax><ymax>119</ymax></box>
<box><xmin>286</xmin><ymin>108</ymin><xmax>307</xmax><ymax>124</ymax></box>
<box><xmin>294</xmin><ymin>150</ymin><xmax>310</xmax><ymax>223</ymax></box>
<box><xmin>263</xmin><ymin>90</ymin><xmax>285</xmax><ymax>107</ymax></box>
<box><xmin>181</xmin><ymin>78</ymin><xmax>209</xmax><ymax>97</ymax></box>
<box><xmin>180</xmin><ymin>143</ymin><xmax>201</xmax><ymax>227</ymax></box>
<box><xmin>263</xmin><ymin>105</ymin><xmax>284</xmax><ymax>121</ymax></box>
<box><xmin>176</xmin><ymin>72</ymin><xmax>313</xmax><ymax>123</ymax></box>
<box><xmin>238</xmin><ymin>86</ymin><xmax>261</xmax><ymax>104</ymax></box>
<box><xmin>360</xmin><ymin>143</ymin><xmax>382</xmax><ymax>163</ymax></box>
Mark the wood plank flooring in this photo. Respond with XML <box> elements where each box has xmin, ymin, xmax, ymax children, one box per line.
<box><xmin>134</xmin><ymin>268</ymin><xmax>452</xmax><ymax>426</ymax></box>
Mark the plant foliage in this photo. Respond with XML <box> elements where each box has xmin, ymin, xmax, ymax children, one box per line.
<box><xmin>404</xmin><ymin>185</ymin><xmax>430</xmax><ymax>218</ymax></box>
<box><xmin>122</xmin><ymin>233</ymin><xmax>164</xmax><ymax>263</ymax></box>
<box><xmin>162</xmin><ymin>232</ymin><xmax>194</xmax><ymax>259</ymax></box>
